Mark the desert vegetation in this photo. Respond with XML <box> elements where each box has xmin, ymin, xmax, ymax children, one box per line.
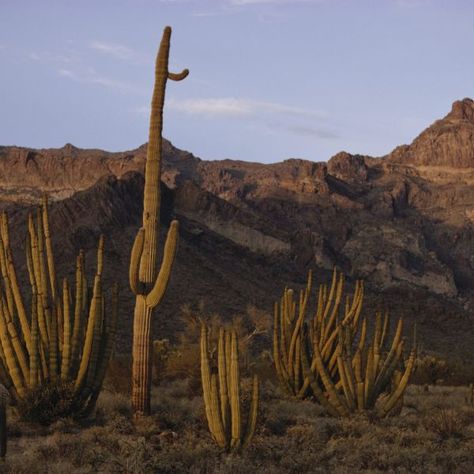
<box><xmin>0</xmin><ymin>25</ymin><xmax>473</xmax><ymax>474</ymax></box>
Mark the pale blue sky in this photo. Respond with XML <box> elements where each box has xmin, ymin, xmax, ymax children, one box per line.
<box><xmin>1</xmin><ymin>0</ymin><xmax>473</xmax><ymax>163</ymax></box>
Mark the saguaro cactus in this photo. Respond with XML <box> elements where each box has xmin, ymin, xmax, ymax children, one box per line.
<box><xmin>130</xmin><ymin>26</ymin><xmax>188</xmax><ymax>416</ymax></box>
<box><xmin>200</xmin><ymin>324</ymin><xmax>259</xmax><ymax>451</ymax></box>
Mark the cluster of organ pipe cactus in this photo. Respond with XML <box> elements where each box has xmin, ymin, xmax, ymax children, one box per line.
<box><xmin>0</xmin><ymin>197</ymin><xmax>118</xmax><ymax>420</ymax></box>
<box><xmin>130</xmin><ymin>26</ymin><xmax>188</xmax><ymax>416</ymax></box>
<box><xmin>200</xmin><ymin>324</ymin><xmax>259</xmax><ymax>451</ymax></box>
<box><xmin>273</xmin><ymin>268</ymin><xmax>417</xmax><ymax>417</ymax></box>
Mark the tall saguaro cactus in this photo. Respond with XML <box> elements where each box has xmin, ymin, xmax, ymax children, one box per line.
<box><xmin>130</xmin><ymin>26</ymin><xmax>188</xmax><ymax>416</ymax></box>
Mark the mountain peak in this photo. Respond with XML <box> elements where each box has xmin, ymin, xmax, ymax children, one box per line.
<box><xmin>446</xmin><ymin>98</ymin><xmax>474</xmax><ymax>121</ymax></box>
<box><xmin>387</xmin><ymin>98</ymin><xmax>474</xmax><ymax>168</ymax></box>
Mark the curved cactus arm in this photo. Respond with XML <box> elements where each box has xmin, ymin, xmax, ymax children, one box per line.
<box><xmin>2</xmin><ymin>299</ymin><xmax>29</xmax><ymax>383</ymax></box>
<box><xmin>379</xmin><ymin>347</ymin><xmax>417</xmax><ymax>417</ymax></box>
<box><xmin>210</xmin><ymin>373</ymin><xmax>227</xmax><ymax>449</ymax></box>
<box><xmin>0</xmin><ymin>299</ymin><xmax>26</xmax><ymax>398</ymax></box>
<box><xmin>129</xmin><ymin>228</ymin><xmax>145</xmax><ymax>295</ymax></box>
<box><xmin>0</xmin><ymin>214</ymin><xmax>31</xmax><ymax>351</ymax></box>
<box><xmin>74</xmin><ymin>240</ymin><xmax>103</xmax><ymax>391</ymax></box>
<box><xmin>168</xmin><ymin>69</ymin><xmax>189</xmax><ymax>81</ymax></box>
<box><xmin>312</xmin><ymin>336</ymin><xmax>349</xmax><ymax>417</ymax></box>
<box><xmin>145</xmin><ymin>221</ymin><xmax>179</xmax><ymax>308</ymax></box>
<box><xmin>83</xmin><ymin>282</ymin><xmax>119</xmax><ymax>415</ymax></box>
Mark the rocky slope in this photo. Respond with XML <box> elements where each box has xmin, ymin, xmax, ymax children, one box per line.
<box><xmin>1</xmin><ymin>98</ymin><xmax>474</xmax><ymax>362</ymax></box>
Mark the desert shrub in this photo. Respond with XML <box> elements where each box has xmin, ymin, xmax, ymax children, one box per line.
<box><xmin>17</xmin><ymin>382</ymin><xmax>83</xmax><ymax>425</ymax></box>
<box><xmin>412</xmin><ymin>354</ymin><xmax>450</xmax><ymax>386</ymax></box>
<box><xmin>422</xmin><ymin>408</ymin><xmax>470</xmax><ymax>439</ymax></box>
<box><xmin>104</xmin><ymin>355</ymin><xmax>132</xmax><ymax>395</ymax></box>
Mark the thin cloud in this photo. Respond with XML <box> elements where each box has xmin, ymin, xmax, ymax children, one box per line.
<box><xmin>89</xmin><ymin>41</ymin><xmax>134</xmax><ymax>60</ymax></box>
<box><xmin>58</xmin><ymin>68</ymin><xmax>143</xmax><ymax>94</ymax></box>
<box><xmin>167</xmin><ymin>97</ymin><xmax>326</xmax><ymax>119</ymax></box>
<box><xmin>28</xmin><ymin>50</ymin><xmax>78</xmax><ymax>64</ymax></box>
<box><xmin>286</xmin><ymin>125</ymin><xmax>339</xmax><ymax>139</ymax></box>
<box><xmin>230</xmin><ymin>0</ymin><xmax>314</xmax><ymax>5</ymax></box>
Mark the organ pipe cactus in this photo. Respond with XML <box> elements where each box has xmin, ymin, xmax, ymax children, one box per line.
<box><xmin>130</xmin><ymin>26</ymin><xmax>188</xmax><ymax>416</ymax></box>
<box><xmin>273</xmin><ymin>269</ymin><xmax>417</xmax><ymax>417</ymax></box>
<box><xmin>200</xmin><ymin>324</ymin><xmax>259</xmax><ymax>451</ymax></box>
<box><xmin>0</xmin><ymin>197</ymin><xmax>118</xmax><ymax>421</ymax></box>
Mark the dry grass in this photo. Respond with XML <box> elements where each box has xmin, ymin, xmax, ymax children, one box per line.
<box><xmin>2</xmin><ymin>382</ymin><xmax>474</xmax><ymax>473</ymax></box>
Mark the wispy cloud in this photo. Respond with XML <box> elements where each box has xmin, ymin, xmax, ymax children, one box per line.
<box><xmin>89</xmin><ymin>41</ymin><xmax>134</xmax><ymax>60</ymax></box>
<box><xmin>230</xmin><ymin>0</ymin><xmax>314</xmax><ymax>5</ymax></box>
<box><xmin>58</xmin><ymin>68</ymin><xmax>143</xmax><ymax>94</ymax></box>
<box><xmin>167</xmin><ymin>97</ymin><xmax>325</xmax><ymax>119</ymax></box>
<box><xmin>394</xmin><ymin>0</ymin><xmax>431</xmax><ymax>7</ymax></box>
<box><xmin>28</xmin><ymin>50</ymin><xmax>78</xmax><ymax>64</ymax></box>
<box><xmin>286</xmin><ymin>125</ymin><xmax>339</xmax><ymax>139</ymax></box>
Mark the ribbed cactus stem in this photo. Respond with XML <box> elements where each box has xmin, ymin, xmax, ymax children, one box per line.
<box><xmin>200</xmin><ymin>324</ymin><xmax>259</xmax><ymax>451</ymax></box>
<box><xmin>131</xmin><ymin>25</ymin><xmax>187</xmax><ymax>417</ymax></box>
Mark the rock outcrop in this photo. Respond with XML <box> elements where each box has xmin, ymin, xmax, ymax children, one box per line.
<box><xmin>2</xmin><ymin>98</ymin><xmax>474</xmax><ymax>360</ymax></box>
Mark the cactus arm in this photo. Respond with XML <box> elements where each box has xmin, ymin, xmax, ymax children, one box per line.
<box><xmin>210</xmin><ymin>373</ymin><xmax>227</xmax><ymax>448</ymax></box>
<box><xmin>200</xmin><ymin>325</ymin><xmax>214</xmax><ymax>436</ymax></box>
<box><xmin>129</xmin><ymin>228</ymin><xmax>145</xmax><ymax>295</ymax></box>
<box><xmin>41</xmin><ymin>195</ymin><xmax>58</xmax><ymax>302</ymax></box>
<box><xmin>0</xmin><ymin>299</ymin><xmax>26</xmax><ymax>398</ymax></box>
<box><xmin>60</xmin><ymin>278</ymin><xmax>72</xmax><ymax>380</ymax></box>
<box><xmin>312</xmin><ymin>336</ymin><xmax>349</xmax><ymax>417</ymax></box>
<box><xmin>0</xmin><ymin>294</ymin><xmax>29</xmax><ymax>383</ymax></box>
<box><xmin>29</xmin><ymin>294</ymin><xmax>39</xmax><ymax>389</ymax></box>
<box><xmin>74</xmin><ymin>239</ymin><xmax>103</xmax><ymax>391</ymax></box>
<box><xmin>242</xmin><ymin>374</ymin><xmax>259</xmax><ymax>448</ymax></box>
<box><xmin>145</xmin><ymin>220</ymin><xmax>179</xmax><ymax>308</ymax></box>
<box><xmin>229</xmin><ymin>330</ymin><xmax>241</xmax><ymax>449</ymax></box>
<box><xmin>379</xmin><ymin>348</ymin><xmax>417</xmax><ymax>417</ymax></box>
<box><xmin>200</xmin><ymin>324</ymin><xmax>226</xmax><ymax>447</ymax></box>
<box><xmin>70</xmin><ymin>251</ymin><xmax>84</xmax><ymax>373</ymax></box>
<box><xmin>168</xmin><ymin>69</ymin><xmax>189</xmax><ymax>81</ymax></box>
<box><xmin>0</xmin><ymin>214</ymin><xmax>31</xmax><ymax>351</ymax></box>
<box><xmin>83</xmin><ymin>282</ymin><xmax>119</xmax><ymax>415</ymax></box>
<box><xmin>48</xmin><ymin>303</ymin><xmax>58</xmax><ymax>384</ymax></box>
<box><xmin>218</xmin><ymin>328</ymin><xmax>230</xmax><ymax>433</ymax></box>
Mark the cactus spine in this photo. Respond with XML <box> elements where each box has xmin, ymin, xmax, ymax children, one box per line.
<box><xmin>200</xmin><ymin>324</ymin><xmax>259</xmax><ymax>451</ymax></box>
<box><xmin>273</xmin><ymin>269</ymin><xmax>417</xmax><ymax>417</ymax></box>
<box><xmin>130</xmin><ymin>26</ymin><xmax>188</xmax><ymax>416</ymax></box>
<box><xmin>0</xmin><ymin>197</ymin><xmax>118</xmax><ymax>419</ymax></box>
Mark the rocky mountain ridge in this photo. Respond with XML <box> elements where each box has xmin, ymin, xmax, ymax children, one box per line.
<box><xmin>1</xmin><ymin>98</ymin><xmax>474</xmax><ymax>360</ymax></box>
